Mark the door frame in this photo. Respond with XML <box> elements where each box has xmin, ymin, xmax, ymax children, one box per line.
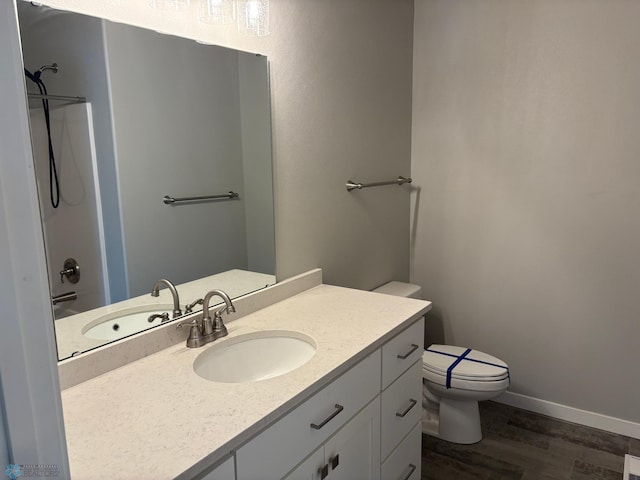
<box><xmin>0</xmin><ymin>0</ymin><xmax>69</xmax><ymax>474</ymax></box>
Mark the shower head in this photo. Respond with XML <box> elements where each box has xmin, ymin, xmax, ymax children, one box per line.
<box><xmin>38</xmin><ymin>63</ymin><xmax>58</xmax><ymax>74</ymax></box>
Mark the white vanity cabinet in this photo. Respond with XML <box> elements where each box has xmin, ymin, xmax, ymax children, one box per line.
<box><xmin>234</xmin><ymin>317</ymin><xmax>425</xmax><ymax>480</ymax></box>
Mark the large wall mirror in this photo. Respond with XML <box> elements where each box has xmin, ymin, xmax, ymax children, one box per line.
<box><xmin>18</xmin><ymin>2</ymin><xmax>276</xmax><ymax>361</ymax></box>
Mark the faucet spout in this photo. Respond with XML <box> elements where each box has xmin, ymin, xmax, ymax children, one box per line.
<box><xmin>204</xmin><ymin>289</ymin><xmax>235</xmax><ymax>315</ymax></box>
<box><xmin>151</xmin><ymin>278</ymin><xmax>182</xmax><ymax>318</ymax></box>
<box><xmin>201</xmin><ymin>289</ymin><xmax>235</xmax><ymax>343</ymax></box>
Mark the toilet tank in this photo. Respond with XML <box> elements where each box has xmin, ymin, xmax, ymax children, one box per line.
<box><xmin>373</xmin><ymin>281</ymin><xmax>422</xmax><ymax>299</ymax></box>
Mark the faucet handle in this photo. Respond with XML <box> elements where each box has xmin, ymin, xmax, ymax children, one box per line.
<box><xmin>176</xmin><ymin>318</ymin><xmax>206</xmax><ymax>348</ymax></box>
<box><xmin>176</xmin><ymin>318</ymin><xmax>198</xmax><ymax>330</ymax></box>
<box><xmin>185</xmin><ymin>298</ymin><xmax>204</xmax><ymax>313</ymax></box>
<box><xmin>212</xmin><ymin>311</ymin><xmax>229</xmax><ymax>339</ymax></box>
<box><xmin>201</xmin><ymin>311</ymin><xmax>229</xmax><ymax>344</ymax></box>
<box><xmin>148</xmin><ymin>312</ymin><xmax>170</xmax><ymax>323</ymax></box>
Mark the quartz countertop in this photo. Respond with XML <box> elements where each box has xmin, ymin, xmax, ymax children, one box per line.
<box><xmin>60</xmin><ymin>283</ymin><xmax>431</xmax><ymax>479</ymax></box>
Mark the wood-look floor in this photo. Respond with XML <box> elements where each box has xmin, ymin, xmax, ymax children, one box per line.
<box><xmin>421</xmin><ymin>401</ymin><xmax>639</xmax><ymax>480</ymax></box>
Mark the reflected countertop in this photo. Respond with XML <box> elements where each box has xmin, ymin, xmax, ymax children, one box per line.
<box><xmin>54</xmin><ymin>269</ymin><xmax>275</xmax><ymax>360</ymax></box>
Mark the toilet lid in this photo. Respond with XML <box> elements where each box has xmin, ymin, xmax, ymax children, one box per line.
<box><xmin>423</xmin><ymin>345</ymin><xmax>509</xmax><ymax>381</ymax></box>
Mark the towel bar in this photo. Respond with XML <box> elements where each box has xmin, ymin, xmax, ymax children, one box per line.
<box><xmin>163</xmin><ymin>191</ymin><xmax>239</xmax><ymax>205</ymax></box>
<box><xmin>346</xmin><ymin>176</ymin><xmax>412</xmax><ymax>192</ymax></box>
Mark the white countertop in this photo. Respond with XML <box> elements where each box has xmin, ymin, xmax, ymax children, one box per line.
<box><xmin>60</xmin><ymin>283</ymin><xmax>431</xmax><ymax>479</ymax></box>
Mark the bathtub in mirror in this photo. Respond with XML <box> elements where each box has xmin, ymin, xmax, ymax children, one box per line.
<box><xmin>18</xmin><ymin>3</ymin><xmax>275</xmax><ymax>360</ymax></box>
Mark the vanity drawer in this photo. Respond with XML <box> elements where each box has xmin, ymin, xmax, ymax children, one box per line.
<box><xmin>235</xmin><ymin>349</ymin><xmax>381</xmax><ymax>480</ymax></box>
<box><xmin>381</xmin><ymin>360</ymin><xmax>422</xmax><ymax>461</ymax></box>
<box><xmin>381</xmin><ymin>422</ymin><xmax>421</xmax><ymax>480</ymax></box>
<box><xmin>382</xmin><ymin>317</ymin><xmax>424</xmax><ymax>389</ymax></box>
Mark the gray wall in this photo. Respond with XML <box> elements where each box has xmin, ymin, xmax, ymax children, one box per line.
<box><xmin>266</xmin><ymin>0</ymin><xmax>414</xmax><ymax>288</ymax></box>
<box><xmin>412</xmin><ymin>0</ymin><xmax>640</xmax><ymax>423</ymax></box>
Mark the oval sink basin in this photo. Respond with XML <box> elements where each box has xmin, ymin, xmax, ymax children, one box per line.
<box><xmin>82</xmin><ymin>305</ymin><xmax>175</xmax><ymax>341</ymax></box>
<box><xmin>193</xmin><ymin>331</ymin><xmax>317</xmax><ymax>383</ymax></box>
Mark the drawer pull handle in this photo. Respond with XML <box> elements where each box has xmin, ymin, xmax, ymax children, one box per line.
<box><xmin>310</xmin><ymin>404</ymin><xmax>344</xmax><ymax>430</ymax></box>
<box><xmin>318</xmin><ymin>464</ymin><xmax>329</xmax><ymax>479</ymax></box>
<box><xmin>395</xmin><ymin>398</ymin><xmax>418</xmax><ymax>418</ymax></box>
<box><xmin>397</xmin><ymin>343</ymin><xmax>419</xmax><ymax>360</ymax></box>
<box><xmin>330</xmin><ymin>454</ymin><xmax>340</xmax><ymax>470</ymax></box>
<box><xmin>398</xmin><ymin>463</ymin><xmax>417</xmax><ymax>480</ymax></box>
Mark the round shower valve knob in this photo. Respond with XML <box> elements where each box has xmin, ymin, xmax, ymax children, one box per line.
<box><xmin>60</xmin><ymin>258</ymin><xmax>80</xmax><ymax>284</ymax></box>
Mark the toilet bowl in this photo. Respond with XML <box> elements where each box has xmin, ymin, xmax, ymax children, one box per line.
<box><xmin>373</xmin><ymin>281</ymin><xmax>510</xmax><ymax>445</ymax></box>
<box><xmin>422</xmin><ymin>345</ymin><xmax>509</xmax><ymax>444</ymax></box>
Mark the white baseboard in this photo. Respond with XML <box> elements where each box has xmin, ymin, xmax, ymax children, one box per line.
<box><xmin>495</xmin><ymin>391</ymin><xmax>640</xmax><ymax>440</ymax></box>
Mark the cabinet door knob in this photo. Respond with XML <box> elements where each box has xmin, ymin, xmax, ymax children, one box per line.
<box><xmin>395</xmin><ymin>398</ymin><xmax>418</xmax><ymax>418</ymax></box>
<box><xmin>310</xmin><ymin>404</ymin><xmax>344</xmax><ymax>430</ymax></box>
<box><xmin>398</xmin><ymin>463</ymin><xmax>417</xmax><ymax>480</ymax></box>
<box><xmin>330</xmin><ymin>454</ymin><xmax>340</xmax><ymax>470</ymax></box>
<box><xmin>318</xmin><ymin>464</ymin><xmax>329</xmax><ymax>479</ymax></box>
<box><xmin>397</xmin><ymin>344</ymin><xmax>419</xmax><ymax>359</ymax></box>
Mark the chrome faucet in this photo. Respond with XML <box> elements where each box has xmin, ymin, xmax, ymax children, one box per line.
<box><xmin>201</xmin><ymin>289</ymin><xmax>235</xmax><ymax>344</ymax></box>
<box><xmin>150</xmin><ymin>279</ymin><xmax>182</xmax><ymax>318</ymax></box>
<box><xmin>176</xmin><ymin>289</ymin><xmax>235</xmax><ymax>348</ymax></box>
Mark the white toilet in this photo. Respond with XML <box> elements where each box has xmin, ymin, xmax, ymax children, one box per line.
<box><xmin>373</xmin><ymin>281</ymin><xmax>510</xmax><ymax>445</ymax></box>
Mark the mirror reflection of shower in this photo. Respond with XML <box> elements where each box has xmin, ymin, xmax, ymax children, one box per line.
<box><xmin>39</xmin><ymin>63</ymin><xmax>59</xmax><ymax>74</ymax></box>
<box><xmin>23</xmin><ymin>52</ymin><xmax>110</xmax><ymax>321</ymax></box>
<box><xmin>24</xmin><ymin>62</ymin><xmax>60</xmax><ymax>208</ymax></box>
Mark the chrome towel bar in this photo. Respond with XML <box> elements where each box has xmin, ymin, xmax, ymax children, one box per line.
<box><xmin>346</xmin><ymin>176</ymin><xmax>412</xmax><ymax>192</ymax></box>
<box><xmin>163</xmin><ymin>191</ymin><xmax>239</xmax><ymax>205</ymax></box>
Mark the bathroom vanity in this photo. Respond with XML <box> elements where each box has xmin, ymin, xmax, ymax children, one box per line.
<box><xmin>59</xmin><ymin>270</ymin><xmax>431</xmax><ymax>479</ymax></box>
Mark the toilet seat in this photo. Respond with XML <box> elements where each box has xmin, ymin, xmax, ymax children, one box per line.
<box><xmin>423</xmin><ymin>368</ymin><xmax>510</xmax><ymax>392</ymax></box>
<box><xmin>423</xmin><ymin>364</ymin><xmax>508</xmax><ymax>381</ymax></box>
<box><xmin>422</xmin><ymin>345</ymin><xmax>509</xmax><ymax>390</ymax></box>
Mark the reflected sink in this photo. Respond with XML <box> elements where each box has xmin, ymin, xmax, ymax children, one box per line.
<box><xmin>82</xmin><ymin>305</ymin><xmax>175</xmax><ymax>341</ymax></box>
<box><xmin>193</xmin><ymin>331</ymin><xmax>317</xmax><ymax>383</ymax></box>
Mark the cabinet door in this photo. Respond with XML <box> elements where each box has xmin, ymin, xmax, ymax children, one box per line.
<box><xmin>283</xmin><ymin>447</ymin><xmax>324</xmax><ymax>480</ymax></box>
<box><xmin>324</xmin><ymin>397</ymin><xmax>381</xmax><ymax>480</ymax></box>
<box><xmin>284</xmin><ymin>398</ymin><xmax>381</xmax><ymax>480</ymax></box>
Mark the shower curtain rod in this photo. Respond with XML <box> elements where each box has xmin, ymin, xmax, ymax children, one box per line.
<box><xmin>27</xmin><ymin>93</ymin><xmax>86</xmax><ymax>103</ymax></box>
